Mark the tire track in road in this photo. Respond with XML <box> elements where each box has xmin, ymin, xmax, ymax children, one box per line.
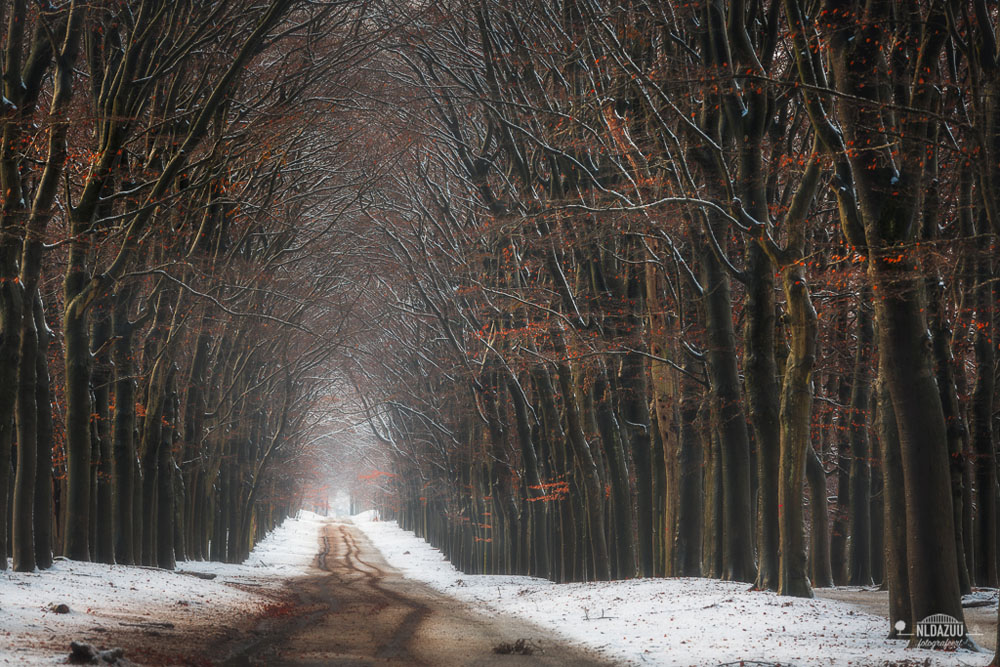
<box><xmin>324</xmin><ymin>522</ymin><xmax>430</xmax><ymax>664</ymax></box>
<box><xmin>219</xmin><ymin>521</ymin><xmax>429</xmax><ymax>665</ymax></box>
<box><xmin>216</xmin><ymin>519</ymin><xmax>611</xmax><ymax>666</ymax></box>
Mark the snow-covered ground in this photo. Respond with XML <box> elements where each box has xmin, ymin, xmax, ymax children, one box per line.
<box><xmin>0</xmin><ymin>510</ymin><xmax>326</xmax><ymax>665</ymax></box>
<box><xmin>353</xmin><ymin>511</ymin><xmax>991</xmax><ymax>667</ymax></box>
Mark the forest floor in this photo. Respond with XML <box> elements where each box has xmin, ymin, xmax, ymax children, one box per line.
<box><xmin>0</xmin><ymin>512</ymin><xmax>994</xmax><ymax>666</ymax></box>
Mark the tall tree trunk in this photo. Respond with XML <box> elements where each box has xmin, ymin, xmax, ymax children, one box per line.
<box><xmin>868</xmin><ymin>384</ymin><xmax>884</xmax><ymax>587</ymax></box>
<box><xmin>552</xmin><ymin>327</ymin><xmax>611</xmax><ymax>581</ymax></box>
<box><xmin>831</xmin><ymin>356</ymin><xmax>851</xmax><ymax>585</ymax></box>
<box><xmin>972</xmin><ymin>234</ymin><xmax>997</xmax><ymax>587</ymax></box>
<box><xmin>174</xmin><ymin>468</ymin><xmax>186</xmax><ymax>562</ymax></box>
<box><xmin>984</xmin><ymin>67</ymin><xmax>1000</xmax><ymax>667</ymax></box>
<box><xmin>646</xmin><ymin>261</ymin><xmax>678</xmax><ymax>576</ymax></box>
<box><xmin>532</xmin><ymin>366</ymin><xmax>568</xmax><ymax>582</ymax></box>
<box><xmin>0</xmin><ymin>0</ymin><xmax>31</xmax><ymax>573</ymax></box>
<box><xmin>156</xmin><ymin>374</ymin><xmax>177</xmax><ymax>569</ymax></box>
<box><xmin>622</xmin><ymin>349</ymin><xmax>653</xmax><ymax>577</ymax></box>
<box><xmin>697</xmin><ymin>226</ymin><xmax>756</xmax><ymax>583</ymax></box>
<box><xmin>848</xmin><ymin>295</ymin><xmax>873</xmax><ymax>586</ymax></box>
<box><xmin>226</xmin><ymin>447</ymin><xmax>241</xmax><ymax>563</ymax></box>
<box><xmin>650</xmin><ymin>416</ymin><xmax>667</xmax><ymax>576</ymax></box>
<box><xmin>211</xmin><ymin>474</ymin><xmax>225</xmax><ymax>561</ymax></box>
<box><xmin>777</xmin><ymin>262</ymin><xmax>816</xmax><ymax>598</ymax></box>
<box><xmin>825</xmin><ymin>0</ymin><xmax>963</xmax><ymax>639</ymax></box>
<box><xmin>112</xmin><ymin>291</ymin><xmax>137</xmax><ymax>565</ymax></box>
<box><xmin>0</xmin><ymin>281</ymin><xmax>20</xmax><ymax>570</ymax></box>
<box><xmin>878</xmin><ymin>366</ymin><xmax>910</xmax><ymax>637</ymax></box>
<box><xmin>11</xmin><ymin>48</ymin><xmax>81</xmax><ymax>565</ymax></box>
<box><xmin>874</xmin><ymin>265</ymin><xmax>966</xmax><ymax>640</ymax></box>
<box><xmin>592</xmin><ymin>367</ymin><xmax>635</xmax><ymax>578</ymax></box>
<box><xmin>32</xmin><ymin>295</ymin><xmax>53</xmax><ymax>569</ymax></box>
<box><xmin>132</xmin><ymin>455</ymin><xmax>143</xmax><ymax>563</ymax></box>
<box><xmin>705</xmin><ymin>423</ymin><xmax>724</xmax><ymax>578</ymax></box>
<box><xmin>181</xmin><ymin>323</ymin><xmax>213</xmax><ymax>562</ymax></box>
<box><xmin>921</xmin><ymin>146</ymin><xmax>972</xmax><ymax>595</ymax></box>
<box><xmin>622</xmin><ymin>261</ymin><xmax>653</xmax><ymax>577</ymax></box>
<box><xmin>805</xmin><ymin>445</ymin><xmax>833</xmax><ymax>587</ymax></box>
<box><xmin>62</xmin><ymin>292</ymin><xmax>92</xmax><ymax>561</ymax></box>
<box><xmin>92</xmin><ymin>312</ymin><xmax>114</xmax><ymax>564</ymax></box>
<box><xmin>928</xmin><ymin>285</ymin><xmax>974</xmax><ymax>595</ymax></box>
<box><xmin>12</xmin><ymin>289</ymin><xmax>37</xmax><ymax>571</ymax></box>
<box><xmin>507</xmin><ymin>376</ymin><xmax>548</xmax><ymax>578</ymax></box>
<box><xmin>675</xmin><ymin>355</ymin><xmax>703</xmax><ymax>577</ymax></box>
<box><xmin>745</xmin><ymin>242</ymin><xmax>781</xmax><ymax>592</ymax></box>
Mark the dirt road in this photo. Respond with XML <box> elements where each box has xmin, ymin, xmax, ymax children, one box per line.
<box><xmin>212</xmin><ymin>520</ymin><xmax>611</xmax><ymax>666</ymax></box>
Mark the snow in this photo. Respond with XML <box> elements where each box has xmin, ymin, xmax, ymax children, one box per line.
<box><xmin>0</xmin><ymin>510</ymin><xmax>325</xmax><ymax>665</ymax></box>
<box><xmin>353</xmin><ymin>513</ymin><xmax>991</xmax><ymax>667</ymax></box>
<box><xmin>177</xmin><ymin>510</ymin><xmax>326</xmax><ymax>577</ymax></box>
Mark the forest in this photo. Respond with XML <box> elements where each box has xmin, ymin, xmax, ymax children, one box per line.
<box><xmin>0</xmin><ymin>0</ymin><xmax>998</xmax><ymax>659</ymax></box>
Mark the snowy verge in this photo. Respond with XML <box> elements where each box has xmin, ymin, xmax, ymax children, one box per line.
<box><xmin>0</xmin><ymin>510</ymin><xmax>326</xmax><ymax>665</ymax></box>
<box><xmin>352</xmin><ymin>513</ymin><xmax>990</xmax><ymax>667</ymax></box>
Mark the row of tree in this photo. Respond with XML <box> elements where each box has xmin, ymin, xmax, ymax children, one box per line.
<box><xmin>349</xmin><ymin>0</ymin><xmax>1000</xmax><ymax>652</ymax></box>
<box><xmin>0</xmin><ymin>1</ymin><xmax>379</xmax><ymax>573</ymax></box>
<box><xmin>5</xmin><ymin>0</ymin><xmax>1000</xmax><ymax>656</ymax></box>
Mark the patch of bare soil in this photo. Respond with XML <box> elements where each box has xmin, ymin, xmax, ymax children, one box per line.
<box><xmin>55</xmin><ymin>579</ymin><xmax>296</xmax><ymax>666</ymax></box>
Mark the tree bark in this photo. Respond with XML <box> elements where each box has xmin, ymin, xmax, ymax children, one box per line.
<box><xmin>873</xmin><ymin>264</ymin><xmax>966</xmax><ymax>641</ymax></box>
<box><xmin>776</xmin><ymin>263</ymin><xmax>816</xmax><ymax>598</ymax></box>
<box><xmin>697</xmin><ymin>226</ymin><xmax>756</xmax><ymax>583</ymax></box>
<box><xmin>646</xmin><ymin>261</ymin><xmax>679</xmax><ymax>575</ymax></box>
<box><xmin>745</xmin><ymin>234</ymin><xmax>780</xmax><ymax>593</ymax></box>
<box><xmin>848</xmin><ymin>295</ymin><xmax>873</xmax><ymax>586</ymax></box>
<box><xmin>878</xmin><ymin>365</ymin><xmax>910</xmax><ymax>637</ymax></box>
<box><xmin>112</xmin><ymin>290</ymin><xmax>137</xmax><ymax>565</ymax></box>
<box><xmin>552</xmin><ymin>327</ymin><xmax>611</xmax><ymax>581</ymax></box>
<box><xmin>62</xmin><ymin>293</ymin><xmax>92</xmax><ymax>560</ymax></box>
<box><xmin>805</xmin><ymin>445</ymin><xmax>833</xmax><ymax>588</ymax></box>
<box><xmin>971</xmin><ymin>242</ymin><xmax>997</xmax><ymax>587</ymax></box>
<box><xmin>592</xmin><ymin>366</ymin><xmax>636</xmax><ymax>578</ymax></box>
<box><xmin>831</xmin><ymin>356</ymin><xmax>851</xmax><ymax>585</ymax></box>
<box><xmin>12</xmin><ymin>290</ymin><xmax>37</xmax><ymax>571</ymax></box>
<box><xmin>675</xmin><ymin>355</ymin><xmax>703</xmax><ymax>577</ymax></box>
<box><xmin>0</xmin><ymin>272</ymin><xmax>21</xmax><ymax>571</ymax></box>
<box><xmin>507</xmin><ymin>377</ymin><xmax>548</xmax><ymax>579</ymax></box>
<box><xmin>621</xmin><ymin>262</ymin><xmax>653</xmax><ymax>577</ymax></box>
<box><xmin>32</xmin><ymin>295</ymin><xmax>53</xmax><ymax>569</ymax></box>
<box><xmin>92</xmin><ymin>312</ymin><xmax>114</xmax><ymax>564</ymax></box>
<box><xmin>157</xmin><ymin>374</ymin><xmax>178</xmax><ymax>569</ymax></box>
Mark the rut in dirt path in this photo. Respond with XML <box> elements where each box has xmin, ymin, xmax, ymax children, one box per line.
<box><xmin>321</xmin><ymin>522</ymin><xmax>431</xmax><ymax>662</ymax></box>
<box><xmin>219</xmin><ymin>519</ymin><xmax>612</xmax><ymax>666</ymax></box>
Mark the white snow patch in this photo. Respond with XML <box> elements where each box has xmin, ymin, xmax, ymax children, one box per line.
<box><xmin>353</xmin><ymin>513</ymin><xmax>990</xmax><ymax>667</ymax></box>
<box><xmin>0</xmin><ymin>510</ymin><xmax>326</xmax><ymax>665</ymax></box>
<box><xmin>178</xmin><ymin>509</ymin><xmax>327</xmax><ymax>577</ymax></box>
